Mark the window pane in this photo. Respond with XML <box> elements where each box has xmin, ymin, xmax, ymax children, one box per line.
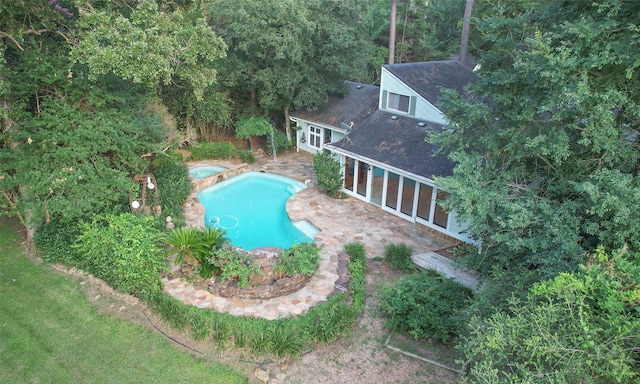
<box><xmin>433</xmin><ymin>191</ymin><xmax>449</xmax><ymax>228</ymax></box>
<box><xmin>385</xmin><ymin>172</ymin><xmax>399</xmax><ymax>209</ymax></box>
<box><xmin>400</xmin><ymin>178</ymin><xmax>415</xmax><ymax>216</ymax></box>
<box><xmin>344</xmin><ymin>157</ymin><xmax>355</xmax><ymax>191</ymax></box>
<box><xmin>417</xmin><ymin>184</ymin><xmax>432</xmax><ymax>220</ymax></box>
<box><xmin>388</xmin><ymin>93</ymin><xmax>410</xmax><ymax>113</ymax></box>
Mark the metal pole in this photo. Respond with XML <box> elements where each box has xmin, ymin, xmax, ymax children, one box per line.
<box><xmin>271</xmin><ymin>129</ymin><xmax>277</xmax><ymax>162</ymax></box>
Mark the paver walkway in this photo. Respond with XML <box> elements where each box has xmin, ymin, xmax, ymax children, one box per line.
<box><xmin>163</xmin><ymin>151</ymin><xmax>458</xmax><ymax>319</ymax></box>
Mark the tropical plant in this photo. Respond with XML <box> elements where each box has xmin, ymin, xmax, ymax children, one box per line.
<box><xmin>313</xmin><ymin>149</ymin><xmax>343</xmax><ymax>198</ymax></box>
<box><xmin>166</xmin><ymin>226</ymin><xmax>228</xmax><ymax>277</ymax></box>
<box><xmin>273</xmin><ymin>242</ymin><xmax>320</xmax><ymax>277</ymax></box>
<box><xmin>212</xmin><ymin>244</ymin><xmax>262</xmax><ymax>288</ymax></box>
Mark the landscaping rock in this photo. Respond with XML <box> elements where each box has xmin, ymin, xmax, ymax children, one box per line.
<box><xmin>254</xmin><ymin>368</ymin><xmax>270</xmax><ymax>383</ymax></box>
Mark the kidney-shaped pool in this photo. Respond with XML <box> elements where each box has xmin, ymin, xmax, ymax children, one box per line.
<box><xmin>197</xmin><ymin>172</ymin><xmax>318</xmax><ymax>250</ymax></box>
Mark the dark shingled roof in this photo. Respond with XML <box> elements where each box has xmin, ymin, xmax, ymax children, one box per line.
<box><xmin>292</xmin><ymin>81</ymin><xmax>379</xmax><ymax>128</ymax></box>
<box><xmin>291</xmin><ymin>61</ymin><xmax>479</xmax><ymax>180</ymax></box>
<box><xmin>383</xmin><ymin>60</ymin><xmax>478</xmax><ymax>106</ymax></box>
<box><xmin>325</xmin><ymin>111</ymin><xmax>455</xmax><ymax>179</ymax></box>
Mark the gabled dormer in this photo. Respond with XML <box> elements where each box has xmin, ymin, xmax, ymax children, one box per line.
<box><xmin>380</xmin><ymin>60</ymin><xmax>478</xmax><ymax>125</ymax></box>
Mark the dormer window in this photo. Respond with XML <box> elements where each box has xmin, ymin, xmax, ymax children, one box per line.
<box><xmin>387</xmin><ymin>92</ymin><xmax>410</xmax><ymax>113</ymax></box>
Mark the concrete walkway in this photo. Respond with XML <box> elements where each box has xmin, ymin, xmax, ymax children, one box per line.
<box><xmin>412</xmin><ymin>252</ymin><xmax>481</xmax><ymax>291</ymax></box>
<box><xmin>163</xmin><ymin>151</ymin><xmax>458</xmax><ymax>319</ymax></box>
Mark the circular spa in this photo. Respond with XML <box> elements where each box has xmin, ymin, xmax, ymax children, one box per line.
<box><xmin>189</xmin><ymin>165</ymin><xmax>227</xmax><ymax>179</ymax></box>
<box><xmin>197</xmin><ymin>171</ymin><xmax>319</xmax><ymax>250</ymax></box>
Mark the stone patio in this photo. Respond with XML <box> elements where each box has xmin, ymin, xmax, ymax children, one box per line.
<box><xmin>163</xmin><ymin>150</ymin><xmax>458</xmax><ymax>319</ymax></box>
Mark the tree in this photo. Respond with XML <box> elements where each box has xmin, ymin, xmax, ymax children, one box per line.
<box><xmin>207</xmin><ymin>0</ymin><xmax>371</xmax><ymax>140</ymax></box>
<box><xmin>460</xmin><ymin>246</ymin><xmax>640</xmax><ymax>383</ymax></box>
<box><xmin>429</xmin><ymin>0</ymin><xmax>640</xmax><ymax>279</ymax></box>
<box><xmin>71</xmin><ymin>0</ymin><xmax>227</xmax><ymax>100</ymax></box>
<box><xmin>234</xmin><ymin>116</ymin><xmax>273</xmax><ymax>151</ymax></box>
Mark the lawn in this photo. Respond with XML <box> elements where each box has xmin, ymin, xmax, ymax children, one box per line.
<box><xmin>0</xmin><ymin>218</ymin><xmax>248</xmax><ymax>384</ymax></box>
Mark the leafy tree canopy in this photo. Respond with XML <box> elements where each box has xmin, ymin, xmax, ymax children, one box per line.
<box><xmin>461</xmin><ymin>246</ymin><xmax>640</xmax><ymax>383</ymax></box>
<box><xmin>71</xmin><ymin>0</ymin><xmax>227</xmax><ymax>100</ymax></box>
<box><xmin>430</xmin><ymin>0</ymin><xmax>640</xmax><ymax>279</ymax></box>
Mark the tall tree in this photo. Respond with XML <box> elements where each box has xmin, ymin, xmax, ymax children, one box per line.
<box><xmin>388</xmin><ymin>0</ymin><xmax>397</xmax><ymax>64</ymax></box>
<box><xmin>71</xmin><ymin>0</ymin><xmax>226</xmax><ymax>100</ymax></box>
<box><xmin>207</xmin><ymin>0</ymin><xmax>371</xmax><ymax>140</ymax></box>
<box><xmin>430</xmin><ymin>0</ymin><xmax>640</xmax><ymax>279</ymax></box>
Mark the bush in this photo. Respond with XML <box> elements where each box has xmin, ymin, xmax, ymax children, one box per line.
<box><xmin>212</xmin><ymin>244</ymin><xmax>262</xmax><ymax>288</ymax></box>
<box><xmin>189</xmin><ymin>142</ymin><xmax>238</xmax><ymax>160</ymax></box>
<box><xmin>313</xmin><ymin>149</ymin><xmax>343</xmax><ymax>198</ymax></box>
<box><xmin>166</xmin><ymin>226</ymin><xmax>228</xmax><ymax>278</ymax></box>
<box><xmin>73</xmin><ymin>213</ymin><xmax>167</xmax><ymax>300</ymax></box>
<box><xmin>274</xmin><ymin>242</ymin><xmax>321</xmax><ymax>277</ymax></box>
<box><xmin>238</xmin><ymin>149</ymin><xmax>255</xmax><ymax>164</ymax></box>
<box><xmin>151</xmin><ymin>155</ymin><xmax>191</xmax><ymax>217</ymax></box>
<box><xmin>384</xmin><ymin>242</ymin><xmax>416</xmax><ymax>273</ymax></box>
<box><xmin>344</xmin><ymin>242</ymin><xmax>367</xmax><ymax>311</ymax></box>
<box><xmin>33</xmin><ymin>219</ymin><xmax>81</xmax><ymax>264</ymax></box>
<box><xmin>377</xmin><ymin>271</ymin><xmax>473</xmax><ymax>343</ymax></box>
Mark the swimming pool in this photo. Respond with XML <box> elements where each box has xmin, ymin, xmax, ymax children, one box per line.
<box><xmin>197</xmin><ymin>172</ymin><xmax>318</xmax><ymax>250</ymax></box>
<box><xmin>189</xmin><ymin>165</ymin><xmax>227</xmax><ymax>179</ymax></box>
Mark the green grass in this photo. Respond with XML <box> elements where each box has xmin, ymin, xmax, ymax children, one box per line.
<box><xmin>0</xmin><ymin>219</ymin><xmax>249</xmax><ymax>384</ymax></box>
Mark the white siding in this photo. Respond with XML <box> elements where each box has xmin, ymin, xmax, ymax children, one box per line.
<box><xmin>379</xmin><ymin>67</ymin><xmax>447</xmax><ymax>124</ymax></box>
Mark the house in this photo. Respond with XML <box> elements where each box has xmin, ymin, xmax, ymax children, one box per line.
<box><xmin>290</xmin><ymin>60</ymin><xmax>478</xmax><ymax>243</ymax></box>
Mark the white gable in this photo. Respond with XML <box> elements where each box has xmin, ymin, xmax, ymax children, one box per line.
<box><xmin>379</xmin><ymin>67</ymin><xmax>447</xmax><ymax>125</ymax></box>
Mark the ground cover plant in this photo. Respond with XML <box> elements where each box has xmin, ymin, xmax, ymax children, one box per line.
<box><xmin>0</xmin><ymin>218</ymin><xmax>249</xmax><ymax>384</ymax></box>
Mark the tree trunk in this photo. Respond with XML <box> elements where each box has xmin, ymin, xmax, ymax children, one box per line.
<box><xmin>459</xmin><ymin>0</ymin><xmax>474</xmax><ymax>68</ymax></box>
<box><xmin>248</xmin><ymin>70</ymin><xmax>257</xmax><ymax>109</ymax></box>
<box><xmin>388</xmin><ymin>0</ymin><xmax>397</xmax><ymax>64</ymax></box>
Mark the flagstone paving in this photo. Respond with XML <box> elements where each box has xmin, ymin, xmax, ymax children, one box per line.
<box><xmin>163</xmin><ymin>150</ymin><xmax>458</xmax><ymax>320</ymax></box>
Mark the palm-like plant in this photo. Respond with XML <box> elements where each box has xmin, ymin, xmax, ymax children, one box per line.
<box><xmin>166</xmin><ymin>226</ymin><xmax>229</xmax><ymax>278</ymax></box>
<box><xmin>166</xmin><ymin>227</ymin><xmax>205</xmax><ymax>266</ymax></box>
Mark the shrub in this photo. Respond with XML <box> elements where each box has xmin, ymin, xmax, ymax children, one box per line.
<box><xmin>238</xmin><ymin>149</ymin><xmax>255</xmax><ymax>164</ymax></box>
<box><xmin>166</xmin><ymin>226</ymin><xmax>228</xmax><ymax>278</ymax></box>
<box><xmin>344</xmin><ymin>242</ymin><xmax>367</xmax><ymax>312</ymax></box>
<box><xmin>212</xmin><ymin>244</ymin><xmax>262</xmax><ymax>288</ymax></box>
<box><xmin>189</xmin><ymin>142</ymin><xmax>238</xmax><ymax>160</ymax></box>
<box><xmin>377</xmin><ymin>271</ymin><xmax>473</xmax><ymax>343</ymax></box>
<box><xmin>384</xmin><ymin>242</ymin><xmax>416</xmax><ymax>273</ymax></box>
<box><xmin>313</xmin><ymin>149</ymin><xmax>343</xmax><ymax>198</ymax></box>
<box><xmin>73</xmin><ymin>213</ymin><xmax>167</xmax><ymax>300</ymax></box>
<box><xmin>151</xmin><ymin>155</ymin><xmax>191</xmax><ymax>216</ymax></box>
<box><xmin>274</xmin><ymin>242</ymin><xmax>321</xmax><ymax>277</ymax></box>
<box><xmin>33</xmin><ymin>219</ymin><xmax>81</xmax><ymax>264</ymax></box>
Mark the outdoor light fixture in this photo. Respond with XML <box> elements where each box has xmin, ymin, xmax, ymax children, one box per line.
<box><xmin>147</xmin><ymin>176</ymin><xmax>155</xmax><ymax>190</ymax></box>
<box><xmin>300</xmin><ymin>132</ymin><xmax>306</xmax><ymax>143</ymax></box>
<box><xmin>131</xmin><ymin>200</ymin><xmax>140</xmax><ymax>209</ymax></box>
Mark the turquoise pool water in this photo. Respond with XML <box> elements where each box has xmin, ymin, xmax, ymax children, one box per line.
<box><xmin>197</xmin><ymin>172</ymin><xmax>318</xmax><ymax>250</ymax></box>
<box><xmin>189</xmin><ymin>165</ymin><xmax>227</xmax><ymax>179</ymax></box>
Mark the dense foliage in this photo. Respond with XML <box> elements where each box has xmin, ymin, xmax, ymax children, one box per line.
<box><xmin>461</xmin><ymin>246</ymin><xmax>640</xmax><ymax>383</ymax></box>
<box><xmin>73</xmin><ymin>213</ymin><xmax>167</xmax><ymax>300</ymax></box>
<box><xmin>313</xmin><ymin>149</ymin><xmax>343</xmax><ymax>198</ymax></box>
<box><xmin>274</xmin><ymin>242</ymin><xmax>321</xmax><ymax>277</ymax></box>
<box><xmin>383</xmin><ymin>242</ymin><xmax>416</xmax><ymax>273</ymax></box>
<box><xmin>378</xmin><ymin>271</ymin><xmax>473</xmax><ymax>343</ymax></box>
<box><xmin>431</xmin><ymin>0</ymin><xmax>640</xmax><ymax>279</ymax></box>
